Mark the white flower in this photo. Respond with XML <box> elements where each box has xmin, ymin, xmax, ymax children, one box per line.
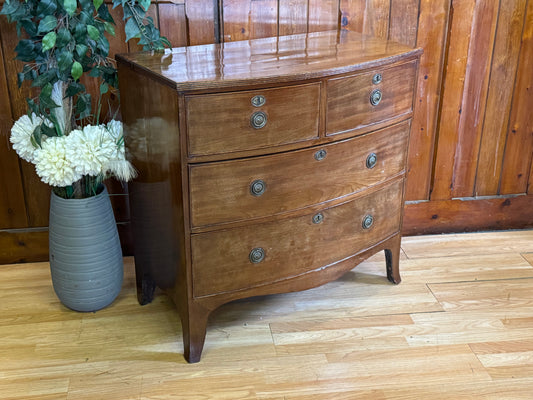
<box><xmin>10</xmin><ymin>113</ymin><xmax>45</xmax><ymax>162</ymax></box>
<box><xmin>106</xmin><ymin>119</ymin><xmax>123</xmax><ymax>141</ymax></box>
<box><xmin>104</xmin><ymin>119</ymin><xmax>137</xmax><ymax>181</ymax></box>
<box><xmin>34</xmin><ymin>137</ymin><xmax>81</xmax><ymax>187</ymax></box>
<box><xmin>66</xmin><ymin>125</ymin><xmax>116</xmax><ymax>176</ymax></box>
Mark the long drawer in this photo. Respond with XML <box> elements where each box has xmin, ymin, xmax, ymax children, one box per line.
<box><xmin>326</xmin><ymin>60</ymin><xmax>417</xmax><ymax>135</ymax></box>
<box><xmin>186</xmin><ymin>83</ymin><xmax>320</xmax><ymax>156</ymax></box>
<box><xmin>191</xmin><ymin>180</ymin><xmax>403</xmax><ymax>297</ymax></box>
<box><xmin>189</xmin><ymin>121</ymin><xmax>410</xmax><ymax>228</ymax></box>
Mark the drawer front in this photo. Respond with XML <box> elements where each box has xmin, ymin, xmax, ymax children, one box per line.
<box><xmin>186</xmin><ymin>83</ymin><xmax>320</xmax><ymax>156</ymax></box>
<box><xmin>326</xmin><ymin>61</ymin><xmax>417</xmax><ymax>135</ymax></box>
<box><xmin>192</xmin><ymin>180</ymin><xmax>403</xmax><ymax>297</ymax></box>
<box><xmin>189</xmin><ymin>121</ymin><xmax>409</xmax><ymax>228</ymax></box>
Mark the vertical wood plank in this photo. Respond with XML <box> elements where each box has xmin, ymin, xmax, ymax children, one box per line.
<box><xmin>405</xmin><ymin>0</ymin><xmax>451</xmax><ymax>201</ymax></box>
<box><xmin>430</xmin><ymin>0</ymin><xmax>476</xmax><ymax>201</ymax></box>
<box><xmin>223</xmin><ymin>0</ymin><xmax>278</xmax><ymax>42</ymax></box>
<box><xmin>0</xmin><ymin>30</ymin><xmax>28</xmax><ymax>229</ymax></box>
<box><xmin>450</xmin><ymin>0</ymin><xmax>500</xmax><ymax>198</ymax></box>
<box><xmin>308</xmin><ymin>0</ymin><xmax>339</xmax><ymax>33</ymax></box>
<box><xmin>340</xmin><ymin>0</ymin><xmax>390</xmax><ymax>39</ymax></box>
<box><xmin>0</xmin><ymin>18</ymin><xmax>50</xmax><ymax>227</ymax></box>
<box><xmin>185</xmin><ymin>0</ymin><xmax>216</xmax><ymax>45</ymax></box>
<box><xmin>500</xmin><ymin>0</ymin><xmax>533</xmax><ymax>195</ymax></box>
<box><xmin>279</xmin><ymin>0</ymin><xmax>309</xmax><ymax>35</ymax></box>
<box><xmin>475</xmin><ymin>0</ymin><xmax>528</xmax><ymax>196</ymax></box>
<box><xmin>159</xmin><ymin>3</ymin><xmax>188</xmax><ymax>47</ymax></box>
<box><xmin>389</xmin><ymin>0</ymin><xmax>420</xmax><ymax>47</ymax></box>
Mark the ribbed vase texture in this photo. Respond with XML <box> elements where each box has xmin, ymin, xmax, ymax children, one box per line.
<box><xmin>49</xmin><ymin>186</ymin><xmax>123</xmax><ymax>312</ymax></box>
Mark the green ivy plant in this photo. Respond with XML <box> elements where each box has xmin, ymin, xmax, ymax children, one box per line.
<box><xmin>0</xmin><ymin>0</ymin><xmax>170</xmax><ymax>138</ymax></box>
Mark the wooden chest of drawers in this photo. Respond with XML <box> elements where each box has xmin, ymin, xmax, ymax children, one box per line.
<box><xmin>116</xmin><ymin>30</ymin><xmax>421</xmax><ymax>363</ymax></box>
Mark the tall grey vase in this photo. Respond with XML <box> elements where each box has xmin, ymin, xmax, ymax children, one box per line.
<box><xmin>49</xmin><ymin>185</ymin><xmax>123</xmax><ymax>312</ymax></box>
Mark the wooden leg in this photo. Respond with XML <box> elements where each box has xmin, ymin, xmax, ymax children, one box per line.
<box><xmin>384</xmin><ymin>235</ymin><xmax>402</xmax><ymax>284</ymax></box>
<box><xmin>135</xmin><ymin>264</ymin><xmax>156</xmax><ymax>305</ymax></box>
<box><xmin>180</xmin><ymin>305</ymin><xmax>210</xmax><ymax>363</ymax></box>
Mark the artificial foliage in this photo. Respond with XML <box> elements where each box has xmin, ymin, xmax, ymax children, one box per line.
<box><xmin>0</xmin><ymin>0</ymin><xmax>171</xmax><ymax>198</ymax></box>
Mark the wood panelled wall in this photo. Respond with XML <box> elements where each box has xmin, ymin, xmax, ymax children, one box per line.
<box><xmin>1</xmin><ymin>0</ymin><xmax>532</xmax><ymax>263</ymax></box>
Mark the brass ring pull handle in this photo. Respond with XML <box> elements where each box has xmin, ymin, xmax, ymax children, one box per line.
<box><xmin>251</xmin><ymin>95</ymin><xmax>266</xmax><ymax>107</ymax></box>
<box><xmin>314</xmin><ymin>149</ymin><xmax>327</xmax><ymax>161</ymax></box>
<box><xmin>249</xmin><ymin>247</ymin><xmax>266</xmax><ymax>264</ymax></box>
<box><xmin>370</xmin><ymin>89</ymin><xmax>382</xmax><ymax>106</ymax></box>
<box><xmin>312</xmin><ymin>213</ymin><xmax>324</xmax><ymax>224</ymax></box>
<box><xmin>372</xmin><ymin>73</ymin><xmax>383</xmax><ymax>85</ymax></box>
<box><xmin>250</xmin><ymin>179</ymin><xmax>266</xmax><ymax>196</ymax></box>
<box><xmin>366</xmin><ymin>153</ymin><xmax>378</xmax><ymax>169</ymax></box>
<box><xmin>251</xmin><ymin>111</ymin><xmax>267</xmax><ymax>129</ymax></box>
<box><xmin>362</xmin><ymin>214</ymin><xmax>374</xmax><ymax>230</ymax></box>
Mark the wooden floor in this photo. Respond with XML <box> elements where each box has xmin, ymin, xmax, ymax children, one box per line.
<box><xmin>2</xmin><ymin>230</ymin><xmax>533</xmax><ymax>399</ymax></box>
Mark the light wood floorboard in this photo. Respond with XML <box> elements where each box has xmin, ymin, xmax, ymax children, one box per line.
<box><xmin>1</xmin><ymin>230</ymin><xmax>533</xmax><ymax>399</ymax></box>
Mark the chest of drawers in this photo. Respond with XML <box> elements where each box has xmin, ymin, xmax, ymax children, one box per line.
<box><xmin>116</xmin><ymin>30</ymin><xmax>421</xmax><ymax>363</ymax></box>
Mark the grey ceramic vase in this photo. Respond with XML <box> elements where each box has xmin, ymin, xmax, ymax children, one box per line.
<box><xmin>49</xmin><ymin>185</ymin><xmax>123</xmax><ymax>312</ymax></box>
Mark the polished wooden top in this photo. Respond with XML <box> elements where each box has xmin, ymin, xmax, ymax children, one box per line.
<box><xmin>116</xmin><ymin>30</ymin><xmax>422</xmax><ymax>91</ymax></box>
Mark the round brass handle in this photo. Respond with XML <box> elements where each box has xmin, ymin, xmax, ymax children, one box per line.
<box><xmin>312</xmin><ymin>213</ymin><xmax>324</xmax><ymax>224</ymax></box>
<box><xmin>362</xmin><ymin>215</ymin><xmax>374</xmax><ymax>230</ymax></box>
<box><xmin>251</xmin><ymin>95</ymin><xmax>266</xmax><ymax>107</ymax></box>
<box><xmin>250</xmin><ymin>179</ymin><xmax>266</xmax><ymax>196</ymax></box>
<box><xmin>314</xmin><ymin>149</ymin><xmax>327</xmax><ymax>161</ymax></box>
<box><xmin>249</xmin><ymin>247</ymin><xmax>265</xmax><ymax>264</ymax></box>
<box><xmin>370</xmin><ymin>89</ymin><xmax>382</xmax><ymax>106</ymax></box>
<box><xmin>366</xmin><ymin>153</ymin><xmax>378</xmax><ymax>169</ymax></box>
<box><xmin>372</xmin><ymin>73</ymin><xmax>383</xmax><ymax>85</ymax></box>
<box><xmin>251</xmin><ymin>111</ymin><xmax>267</xmax><ymax>129</ymax></box>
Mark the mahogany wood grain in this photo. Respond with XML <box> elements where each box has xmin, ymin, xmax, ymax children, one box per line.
<box><xmin>278</xmin><ymin>0</ymin><xmax>308</xmax><ymax>35</ymax></box>
<box><xmin>500</xmin><ymin>0</ymin><xmax>533</xmax><ymax>195</ymax></box>
<box><xmin>430</xmin><ymin>0</ymin><xmax>476</xmax><ymax>201</ymax></box>
<box><xmin>192</xmin><ymin>180</ymin><xmax>403</xmax><ymax>297</ymax></box>
<box><xmin>326</xmin><ymin>60</ymin><xmax>417</xmax><ymax>136</ymax></box>
<box><xmin>186</xmin><ymin>83</ymin><xmax>320</xmax><ymax>156</ymax></box>
<box><xmin>405</xmin><ymin>0</ymin><xmax>450</xmax><ymax>201</ymax></box>
<box><xmin>189</xmin><ymin>122</ymin><xmax>409</xmax><ymax>229</ymax></box>
<box><xmin>475</xmin><ymin>0</ymin><xmax>528</xmax><ymax>196</ymax></box>
<box><xmin>117</xmin><ymin>30</ymin><xmax>421</xmax><ymax>92</ymax></box>
<box><xmin>449</xmin><ymin>0</ymin><xmax>499</xmax><ymax>198</ymax></box>
<box><xmin>0</xmin><ymin>229</ymin><xmax>48</xmax><ymax>264</ymax></box>
<box><xmin>222</xmin><ymin>0</ymin><xmax>278</xmax><ymax>42</ymax></box>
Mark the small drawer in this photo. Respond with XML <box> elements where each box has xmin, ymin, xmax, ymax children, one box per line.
<box><xmin>326</xmin><ymin>60</ymin><xmax>417</xmax><ymax>136</ymax></box>
<box><xmin>186</xmin><ymin>83</ymin><xmax>320</xmax><ymax>156</ymax></box>
<box><xmin>189</xmin><ymin>121</ymin><xmax>410</xmax><ymax>228</ymax></box>
<box><xmin>191</xmin><ymin>180</ymin><xmax>403</xmax><ymax>297</ymax></box>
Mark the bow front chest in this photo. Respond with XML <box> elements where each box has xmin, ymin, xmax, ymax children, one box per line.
<box><xmin>116</xmin><ymin>30</ymin><xmax>422</xmax><ymax>363</ymax></box>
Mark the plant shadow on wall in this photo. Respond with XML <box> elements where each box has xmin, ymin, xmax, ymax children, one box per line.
<box><xmin>1</xmin><ymin>0</ymin><xmax>170</xmax><ymax>312</ymax></box>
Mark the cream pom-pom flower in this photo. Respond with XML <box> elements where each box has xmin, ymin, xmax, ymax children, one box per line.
<box><xmin>66</xmin><ymin>125</ymin><xmax>116</xmax><ymax>176</ymax></box>
<box><xmin>10</xmin><ymin>113</ymin><xmax>46</xmax><ymax>162</ymax></box>
<box><xmin>34</xmin><ymin>137</ymin><xmax>82</xmax><ymax>187</ymax></box>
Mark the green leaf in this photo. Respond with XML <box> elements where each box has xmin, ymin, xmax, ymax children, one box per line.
<box><xmin>71</xmin><ymin>61</ymin><xmax>83</xmax><ymax>80</ymax></box>
<box><xmin>75</xmin><ymin>44</ymin><xmax>89</xmax><ymax>57</ymax></box>
<box><xmin>14</xmin><ymin>39</ymin><xmax>36</xmax><ymax>62</ymax></box>
<box><xmin>41</xmin><ymin>32</ymin><xmax>57</xmax><ymax>52</ymax></box>
<box><xmin>38</xmin><ymin>15</ymin><xmax>58</xmax><ymax>34</ymax></box>
<box><xmin>99</xmin><ymin>81</ymin><xmax>109</xmax><ymax>95</ymax></box>
<box><xmin>139</xmin><ymin>0</ymin><xmax>151</xmax><ymax>11</ymax></box>
<box><xmin>62</xmin><ymin>0</ymin><xmax>77</xmax><ymax>16</ymax></box>
<box><xmin>124</xmin><ymin>17</ymin><xmax>141</xmax><ymax>42</ymax></box>
<box><xmin>56</xmin><ymin>27</ymin><xmax>73</xmax><ymax>47</ymax></box>
<box><xmin>87</xmin><ymin>25</ymin><xmax>100</xmax><ymax>40</ymax></box>
<box><xmin>57</xmin><ymin>51</ymin><xmax>73</xmax><ymax>72</ymax></box>
<box><xmin>104</xmin><ymin>21</ymin><xmax>115</xmax><ymax>36</ymax></box>
<box><xmin>93</xmin><ymin>0</ymin><xmax>104</xmax><ymax>11</ymax></box>
<box><xmin>36</xmin><ymin>0</ymin><xmax>58</xmax><ymax>19</ymax></box>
